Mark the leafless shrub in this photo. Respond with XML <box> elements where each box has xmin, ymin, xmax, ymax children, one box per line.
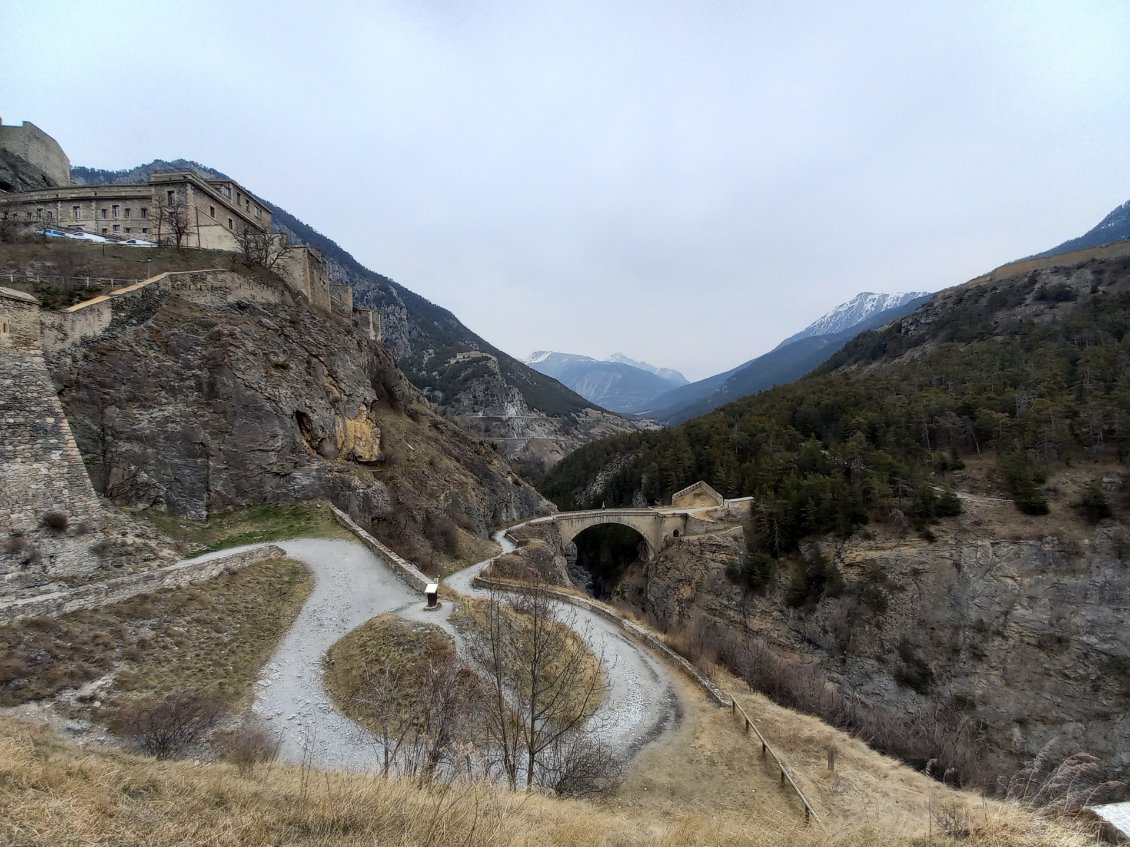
<box><xmin>542</xmin><ymin>735</ymin><xmax>625</xmax><ymax>798</ymax></box>
<box><xmin>4</xmin><ymin>533</ymin><xmax>28</xmax><ymax>554</ymax></box>
<box><xmin>216</xmin><ymin>718</ymin><xmax>280</xmax><ymax>774</ymax></box>
<box><xmin>19</xmin><ymin>545</ymin><xmax>41</xmax><ymax>567</ymax></box>
<box><xmin>40</xmin><ymin>511</ymin><xmax>68</xmax><ymax>532</ymax></box>
<box><xmin>424</xmin><ymin>512</ymin><xmax>460</xmax><ymax>557</ymax></box>
<box><xmin>109</xmin><ymin>691</ymin><xmax>225</xmax><ymax>759</ymax></box>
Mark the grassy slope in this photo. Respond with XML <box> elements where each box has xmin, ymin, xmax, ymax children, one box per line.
<box><xmin>323</xmin><ymin>614</ymin><xmax>456</xmax><ymax>733</ymax></box>
<box><xmin>140</xmin><ymin>500</ymin><xmax>353</xmax><ymax>555</ymax></box>
<box><xmin>0</xmin><ymin>557</ymin><xmax>312</xmax><ymax>711</ymax></box>
<box><xmin>0</xmin><ymin>706</ymin><xmax>1096</xmax><ymax>847</ymax></box>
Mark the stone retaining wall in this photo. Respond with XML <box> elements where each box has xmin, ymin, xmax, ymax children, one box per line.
<box><xmin>330</xmin><ymin>505</ymin><xmax>431</xmax><ymax>592</ymax></box>
<box><xmin>0</xmin><ymin>544</ymin><xmax>284</xmax><ymax>623</ymax></box>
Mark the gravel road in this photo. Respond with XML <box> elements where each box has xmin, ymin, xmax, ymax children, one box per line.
<box><xmin>250</xmin><ymin>532</ymin><xmax>679</xmax><ymax>771</ymax></box>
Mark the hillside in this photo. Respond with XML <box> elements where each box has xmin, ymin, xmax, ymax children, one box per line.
<box><xmin>72</xmin><ymin>161</ymin><xmax>638</xmax><ymax>473</ymax></box>
<box><xmin>1037</xmin><ymin>196</ymin><xmax>1130</xmax><ymax>258</ymax></box>
<box><xmin>33</xmin><ymin>261</ymin><xmax>547</xmax><ymax>569</ymax></box>
<box><xmin>640</xmin><ymin>293</ymin><xmax>933</xmax><ymax>424</ymax></box>
<box><xmin>539</xmin><ymin>242</ymin><xmax>1130</xmax><ymax>785</ymax></box>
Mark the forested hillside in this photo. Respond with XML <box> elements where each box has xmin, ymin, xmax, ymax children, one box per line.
<box><xmin>542</xmin><ymin>248</ymin><xmax>1130</xmax><ymax>567</ymax></box>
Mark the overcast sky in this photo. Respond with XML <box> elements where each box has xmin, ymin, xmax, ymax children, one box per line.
<box><xmin>4</xmin><ymin>2</ymin><xmax>1130</xmax><ymax>380</ymax></box>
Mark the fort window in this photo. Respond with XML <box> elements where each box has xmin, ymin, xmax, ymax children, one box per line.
<box><xmin>36</xmin><ymin>208</ymin><xmax>42</xmax><ymax>219</ymax></box>
<box><xmin>71</xmin><ymin>205</ymin><xmax>79</xmax><ymax>219</ymax></box>
<box><xmin>112</xmin><ymin>224</ymin><xmax>120</xmax><ymax>233</ymax></box>
<box><xmin>166</xmin><ymin>190</ymin><xmax>175</xmax><ymax>204</ymax></box>
<box><xmin>209</xmin><ymin>205</ymin><xmax>215</xmax><ymax>218</ymax></box>
<box><xmin>228</xmin><ymin>217</ymin><xmax>233</xmax><ymax>228</ymax></box>
<box><xmin>112</xmin><ymin>205</ymin><xmax>119</xmax><ymax>218</ymax></box>
<box><xmin>140</xmin><ymin>207</ymin><xmax>147</xmax><ymax>218</ymax></box>
<box><xmin>125</xmin><ymin>227</ymin><xmax>131</xmax><ymax>233</ymax></box>
<box><xmin>255</xmin><ymin>206</ymin><xmax>261</xmax><ymax>218</ymax></box>
<box><xmin>101</xmin><ymin>228</ymin><xmax>107</xmax><ymax>234</ymax></box>
<box><xmin>124</xmin><ymin>207</ymin><xmax>131</xmax><ymax>218</ymax></box>
<box><xmin>141</xmin><ymin>228</ymin><xmax>149</xmax><ymax>234</ymax></box>
<box><xmin>45</xmin><ymin>211</ymin><xmax>52</xmax><ymax>221</ymax></box>
<box><xmin>101</xmin><ymin>208</ymin><xmax>107</xmax><ymax>219</ymax></box>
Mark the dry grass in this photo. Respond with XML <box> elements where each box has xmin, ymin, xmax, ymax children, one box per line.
<box><xmin>323</xmin><ymin>614</ymin><xmax>456</xmax><ymax>732</ymax></box>
<box><xmin>141</xmin><ymin>500</ymin><xmax>353</xmax><ymax>554</ymax></box>
<box><xmin>434</xmin><ymin>528</ymin><xmax>497</xmax><ymax>577</ymax></box>
<box><xmin>0</xmin><ymin>716</ymin><xmax>1098</xmax><ymax>847</ymax></box>
<box><xmin>0</xmin><ymin>557</ymin><xmax>312</xmax><ymax>713</ymax></box>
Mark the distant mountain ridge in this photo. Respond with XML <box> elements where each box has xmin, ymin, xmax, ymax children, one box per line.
<box><xmin>524</xmin><ymin>351</ymin><xmax>686</xmax><ymax>414</ymax></box>
<box><xmin>1036</xmin><ymin>198</ymin><xmax>1130</xmax><ymax>258</ymax></box>
<box><xmin>641</xmin><ymin>291</ymin><xmax>934</xmax><ymax>424</ymax></box>
<box><xmin>773</xmin><ymin>291</ymin><xmax>930</xmax><ymax>350</ymax></box>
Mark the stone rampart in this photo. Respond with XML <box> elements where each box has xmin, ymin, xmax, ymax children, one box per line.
<box><xmin>42</xmin><ymin>270</ymin><xmax>284</xmax><ymax>352</ymax></box>
<box><xmin>0</xmin><ymin>287</ymin><xmax>101</xmax><ymax>536</ymax></box>
<box><xmin>0</xmin><ymin>121</ymin><xmax>70</xmax><ymax>188</ymax></box>
<box><xmin>330</xmin><ymin>505</ymin><xmax>431</xmax><ymax>592</ymax></box>
<box><xmin>39</xmin><ymin>300</ymin><xmax>112</xmax><ymax>353</ymax></box>
<box><xmin>0</xmin><ymin>544</ymin><xmax>284</xmax><ymax>623</ymax></box>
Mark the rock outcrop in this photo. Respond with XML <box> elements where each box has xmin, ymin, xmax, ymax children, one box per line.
<box><xmin>44</xmin><ymin>272</ymin><xmax>548</xmax><ymax>549</ymax></box>
<box><xmin>609</xmin><ymin>497</ymin><xmax>1130</xmax><ymax>782</ymax></box>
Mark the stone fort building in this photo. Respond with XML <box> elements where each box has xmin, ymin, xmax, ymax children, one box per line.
<box><xmin>0</xmin><ymin>118</ymin><xmax>272</xmax><ymax>252</ymax></box>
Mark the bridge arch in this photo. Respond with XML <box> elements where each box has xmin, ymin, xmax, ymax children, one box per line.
<box><xmin>558</xmin><ymin>516</ymin><xmax>658</xmax><ymax>559</ymax></box>
<box><xmin>543</xmin><ymin>509</ymin><xmax>689</xmax><ymax>561</ymax></box>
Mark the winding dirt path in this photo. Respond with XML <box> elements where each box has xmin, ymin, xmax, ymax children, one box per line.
<box><xmin>250</xmin><ymin>532</ymin><xmax>679</xmax><ymax>771</ymax></box>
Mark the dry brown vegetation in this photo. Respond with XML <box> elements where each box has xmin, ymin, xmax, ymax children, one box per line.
<box><xmin>0</xmin><ymin>557</ymin><xmax>311</xmax><ymax>713</ymax></box>
<box><xmin>0</xmin><ymin>715</ymin><xmax>1100</xmax><ymax>847</ymax></box>
<box><xmin>323</xmin><ymin>614</ymin><xmax>461</xmax><ymax>734</ymax></box>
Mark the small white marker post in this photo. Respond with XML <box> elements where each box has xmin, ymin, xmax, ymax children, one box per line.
<box><xmin>424</xmin><ymin>583</ymin><xmax>439</xmax><ymax>610</ymax></box>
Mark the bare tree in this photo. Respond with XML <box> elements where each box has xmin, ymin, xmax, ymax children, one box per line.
<box><xmin>109</xmin><ymin>691</ymin><xmax>225</xmax><ymax>759</ymax></box>
<box><xmin>236</xmin><ymin>227</ymin><xmax>292</xmax><ymax>270</ymax></box>
<box><xmin>465</xmin><ymin>580</ymin><xmax>612</xmax><ymax>792</ymax></box>
<box><xmin>152</xmin><ymin>193</ymin><xmax>193</xmax><ymax>249</ymax></box>
<box><xmin>357</xmin><ymin>650</ymin><xmax>491</xmax><ymax>784</ymax></box>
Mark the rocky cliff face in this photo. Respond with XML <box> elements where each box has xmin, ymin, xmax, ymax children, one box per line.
<box><xmin>45</xmin><ymin>275</ymin><xmax>548</xmax><ymax>553</ymax></box>
<box><xmin>609</xmin><ymin>492</ymin><xmax>1130</xmax><ymax>782</ymax></box>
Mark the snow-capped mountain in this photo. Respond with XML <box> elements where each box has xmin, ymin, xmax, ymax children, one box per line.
<box><xmin>774</xmin><ymin>291</ymin><xmax>931</xmax><ymax>350</ymax></box>
<box><xmin>523</xmin><ymin>351</ymin><xmax>686</xmax><ymax>414</ymax></box>
<box><xmin>606</xmin><ymin>353</ymin><xmax>688</xmax><ymax>386</ymax></box>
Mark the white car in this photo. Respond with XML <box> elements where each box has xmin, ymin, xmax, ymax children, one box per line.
<box><xmin>120</xmin><ymin>238</ymin><xmax>156</xmax><ymax>248</ymax></box>
<box><xmin>66</xmin><ymin>231</ymin><xmax>112</xmax><ymax>243</ymax></box>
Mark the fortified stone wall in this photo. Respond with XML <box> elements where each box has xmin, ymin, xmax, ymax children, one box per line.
<box><xmin>0</xmin><ymin>120</ymin><xmax>70</xmax><ymax>188</ymax></box>
<box><xmin>330</xmin><ymin>283</ymin><xmax>353</xmax><ymax>313</ymax></box>
<box><xmin>277</xmin><ymin>246</ymin><xmax>332</xmax><ymax>312</ymax></box>
<box><xmin>0</xmin><ymin>287</ymin><xmax>101</xmax><ymax>536</ymax></box>
<box><xmin>39</xmin><ymin>270</ymin><xmax>285</xmax><ymax>354</ymax></box>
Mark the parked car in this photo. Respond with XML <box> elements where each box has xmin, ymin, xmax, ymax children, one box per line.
<box><xmin>34</xmin><ymin>227</ymin><xmax>71</xmax><ymax>239</ymax></box>
<box><xmin>66</xmin><ymin>231</ymin><xmax>112</xmax><ymax>243</ymax></box>
<box><xmin>120</xmin><ymin>238</ymin><xmax>156</xmax><ymax>248</ymax></box>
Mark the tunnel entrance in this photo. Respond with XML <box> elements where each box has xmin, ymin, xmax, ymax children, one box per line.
<box><xmin>570</xmin><ymin>524</ymin><xmax>649</xmax><ymax>600</ymax></box>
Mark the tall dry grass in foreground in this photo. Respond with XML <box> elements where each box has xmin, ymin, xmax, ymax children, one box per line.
<box><xmin>0</xmin><ymin>719</ymin><xmax>1100</xmax><ymax>847</ymax></box>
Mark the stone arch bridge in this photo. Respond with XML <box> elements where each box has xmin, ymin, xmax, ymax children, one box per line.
<box><xmin>526</xmin><ymin>508</ymin><xmax>693</xmax><ymax>560</ymax></box>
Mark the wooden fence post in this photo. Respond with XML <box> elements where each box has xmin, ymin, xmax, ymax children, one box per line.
<box><xmin>827</xmin><ymin>746</ymin><xmax>835</xmax><ymax>771</ymax></box>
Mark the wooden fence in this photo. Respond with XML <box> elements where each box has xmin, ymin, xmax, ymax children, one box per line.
<box><xmin>474</xmin><ymin>555</ymin><xmax>822</xmax><ymax>825</ymax></box>
<box><xmin>727</xmin><ymin>694</ymin><xmax>821</xmax><ymax>824</ymax></box>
